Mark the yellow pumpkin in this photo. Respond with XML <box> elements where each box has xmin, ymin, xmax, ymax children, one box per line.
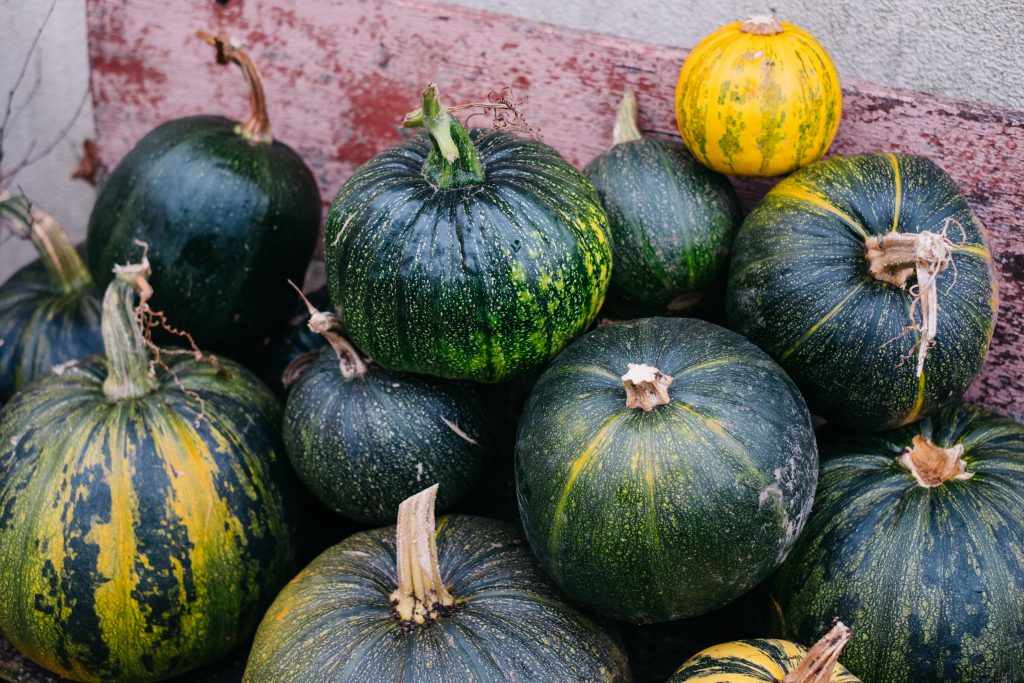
<box><xmin>675</xmin><ymin>16</ymin><xmax>842</xmax><ymax>177</ymax></box>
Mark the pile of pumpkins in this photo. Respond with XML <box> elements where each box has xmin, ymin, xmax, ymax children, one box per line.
<box><xmin>0</xmin><ymin>16</ymin><xmax>1018</xmax><ymax>683</ymax></box>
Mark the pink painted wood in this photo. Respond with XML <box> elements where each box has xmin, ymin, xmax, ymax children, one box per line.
<box><xmin>86</xmin><ymin>0</ymin><xmax>1024</xmax><ymax>418</ymax></box>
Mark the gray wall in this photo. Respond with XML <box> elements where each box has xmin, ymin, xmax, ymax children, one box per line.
<box><xmin>1</xmin><ymin>0</ymin><xmax>1021</xmax><ymax>280</ymax></box>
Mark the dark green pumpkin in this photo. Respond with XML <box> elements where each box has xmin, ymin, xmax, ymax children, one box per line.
<box><xmin>283</xmin><ymin>304</ymin><xmax>496</xmax><ymax>524</ymax></box>
<box><xmin>768</xmin><ymin>403</ymin><xmax>1024</xmax><ymax>683</ymax></box>
<box><xmin>515</xmin><ymin>317</ymin><xmax>818</xmax><ymax>623</ymax></box>
<box><xmin>584</xmin><ymin>89</ymin><xmax>739</xmax><ymax>316</ymax></box>
<box><xmin>727</xmin><ymin>153</ymin><xmax>997</xmax><ymax>431</ymax></box>
<box><xmin>244</xmin><ymin>486</ymin><xmax>629</xmax><ymax>682</ymax></box>
<box><xmin>0</xmin><ymin>261</ymin><xmax>294</xmax><ymax>682</ymax></box>
<box><xmin>324</xmin><ymin>84</ymin><xmax>611</xmax><ymax>382</ymax></box>
<box><xmin>0</xmin><ymin>197</ymin><xmax>102</xmax><ymax>402</ymax></box>
<box><xmin>86</xmin><ymin>36</ymin><xmax>320</xmax><ymax>351</ymax></box>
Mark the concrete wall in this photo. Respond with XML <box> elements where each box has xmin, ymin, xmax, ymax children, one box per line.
<box><xmin>1</xmin><ymin>0</ymin><xmax>1021</xmax><ymax>280</ymax></box>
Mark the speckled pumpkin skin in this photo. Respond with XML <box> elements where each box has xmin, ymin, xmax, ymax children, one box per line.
<box><xmin>243</xmin><ymin>515</ymin><xmax>631</xmax><ymax>683</ymax></box>
<box><xmin>515</xmin><ymin>317</ymin><xmax>818</xmax><ymax>623</ymax></box>
<box><xmin>324</xmin><ymin>129</ymin><xmax>612</xmax><ymax>383</ymax></box>
<box><xmin>669</xmin><ymin>638</ymin><xmax>860</xmax><ymax>682</ymax></box>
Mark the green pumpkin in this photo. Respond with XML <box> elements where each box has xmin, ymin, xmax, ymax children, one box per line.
<box><xmin>86</xmin><ymin>35</ymin><xmax>320</xmax><ymax>351</ymax></box>
<box><xmin>584</xmin><ymin>89</ymin><xmax>740</xmax><ymax>316</ymax></box>
<box><xmin>768</xmin><ymin>403</ymin><xmax>1024</xmax><ymax>683</ymax></box>
<box><xmin>283</xmin><ymin>300</ymin><xmax>496</xmax><ymax>524</ymax></box>
<box><xmin>325</xmin><ymin>84</ymin><xmax>612</xmax><ymax>382</ymax></box>
<box><xmin>0</xmin><ymin>259</ymin><xmax>294</xmax><ymax>682</ymax></box>
<box><xmin>515</xmin><ymin>317</ymin><xmax>818</xmax><ymax>623</ymax></box>
<box><xmin>244</xmin><ymin>485</ymin><xmax>630</xmax><ymax>682</ymax></box>
<box><xmin>727</xmin><ymin>153</ymin><xmax>997</xmax><ymax>431</ymax></box>
<box><xmin>0</xmin><ymin>196</ymin><xmax>102</xmax><ymax>402</ymax></box>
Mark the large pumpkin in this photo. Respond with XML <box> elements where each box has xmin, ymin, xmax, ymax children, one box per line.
<box><xmin>325</xmin><ymin>83</ymin><xmax>612</xmax><ymax>382</ymax></box>
<box><xmin>0</xmin><ymin>195</ymin><xmax>102</xmax><ymax>402</ymax></box>
<box><xmin>86</xmin><ymin>32</ymin><xmax>320</xmax><ymax>351</ymax></box>
<box><xmin>0</xmin><ymin>259</ymin><xmax>294</xmax><ymax>682</ymax></box>
<box><xmin>675</xmin><ymin>16</ymin><xmax>842</xmax><ymax>177</ymax></box>
<box><xmin>244</xmin><ymin>485</ymin><xmax>630</xmax><ymax>682</ymax></box>
<box><xmin>727</xmin><ymin>153</ymin><xmax>997</xmax><ymax>431</ymax></box>
<box><xmin>515</xmin><ymin>317</ymin><xmax>818</xmax><ymax>623</ymax></box>
<box><xmin>768</xmin><ymin>403</ymin><xmax>1024</xmax><ymax>683</ymax></box>
<box><xmin>585</xmin><ymin>89</ymin><xmax>740</xmax><ymax>316</ymax></box>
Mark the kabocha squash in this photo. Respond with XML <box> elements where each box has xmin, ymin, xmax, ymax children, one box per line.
<box><xmin>283</xmin><ymin>290</ymin><xmax>496</xmax><ymax>524</ymax></box>
<box><xmin>768</xmin><ymin>403</ymin><xmax>1024</xmax><ymax>683</ymax></box>
<box><xmin>244</xmin><ymin>485</ymin><xmax>630</xmax><ymax>682</ymax></box>
<box><xmin>0</xmin><ymin>259</ymin><xmax>294</xmax><ymax>682</ymax></box>
<box><xmin>584</xmin><ymin>89</ymin><xmax>740</xmax><ymax>316</ymax></box>
<box><xmin>669</xmin><ymin>621</ymin><xmax>860</xmax><ymax>682</ymax></box>
<box><xmin>515</xmin><ymin>317</ymin><xmax>818</xmax><ymax>623</ymax></box>
<box><xmin>675</xmin><ymin>16</ymin><xmax>841</xmax><ymax>177</ymax></box>
<box><xmin>86</xmin><ymin>31</ymin><xmax>320</xmax><ymax>351</ymax></box>
<box><xmin>325</xmin><ymin>83</ymin><xmax>612</xmax><ymax>382</ymax></box>
<box><xmin>727</xmin><ymin>153</ymin><xmax>997</xmax><ymax>431</ymax></box>
<box><xmin>0</xmin><ymin>194</ymin><xmax>102</xmax><ymax>402</ymax></box>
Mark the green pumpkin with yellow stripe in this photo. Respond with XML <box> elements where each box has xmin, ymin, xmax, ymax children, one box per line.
<box><xmin>727</xmin><ymin>153</ymin><xmax>998</xmax><ymax>431</ymax></box>
<box><xmin>0</xmin><ymin>259</ymin><xmax>294</xmax><ymax>682</ymax></box>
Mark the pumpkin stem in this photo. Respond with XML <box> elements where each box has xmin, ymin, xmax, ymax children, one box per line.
<box><xmin>782</xmin><ymin>620</ymin><xmax>853</xmax><ymax>683</ymax></box>
<box><xmin>0</xmin><ymin>191</ymin><xmax>93</xmax><ymax>295</ymax></box>
<box><xmin>389</xmin><ymin>484</ymin><xmax>456</xmax><ymax>629</ymax></box>
<box><xmin>402</xmin><ymin>83</ymin><xmax>486</xmax><ymax>189</ymax></box>
<box><xmin>613</xmin><ymin>87</ymin><xmax>643</xmax><ymax>145</ymax></box>
<box><xmin>196</xmin><ymin>30</ymin><xmax>273</xmax><ymax>144</ymax></box>
<box><xmin>865</xmin><ymin>229</ymin><xmax>955</xmax><ymax>376</ymax></box>
<box><xmin>622</xmin><ymin>363</ymin><xmax>673</xmax><ymax>411</ymax></box>
<box><xmin>740</xmin><ymin>15</ymin><xmax>785</xmax><ymax>35</ymax></box>
<box><xmin>286</xmin><ymin>280</ymin><xmax>367</xmax><ymax>379</ymax></box>
<box><xmin>102</xmin><ymin>254</ymin><xmax>158</xmax><ymax>400</ymax></box>
<box><xmin>897</xmin><ymin>434</ymin><xmax>973</xmax><ymax>488</ymax></box>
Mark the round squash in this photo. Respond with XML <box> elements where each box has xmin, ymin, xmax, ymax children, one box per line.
<box><xmin>675</xmin><ymin>15</ymin><xmax>842</xmax><ymax>177</ymax></box>
<box><xmin>283</xmin><ymin>293</ymin><xmax>496</xmax><ymax>524</ymax></box>
<box><xmin>244</xmin><ymin>485</ymin><xmax>630</xmax><ymax>682</ymax></box>
<box><xmin>0</xmin><ymin>258</ymin><xmax>294</xmax><ymax>682</ymax></box>
<box><xmin>325</xmin><ymin>83</ymin><xmax>612</xmax><ymax>382</ymax></box>
<box><xmin>0</xmin><ymin>195</ymin><xmax>102</xmax><ymax>402</ymax></box>
<box><xmin>86</xmin><ymin>32</ymin><xmax>320</xmax><ymax>351</ymax></box>
<box><xmin>584</xmin><ymin>89</ymin><xmax>740</xmax><ymax>316</ymax></box>
<box><xmin>669</xmin><ymin>621</ymin><xmax>860</xmax><ymax>682</ymax></box>
<box><xmin>515</xmin><ymin>317</ymin><xmax>818</xmax><ymax>623</ymax></box>
<box><xmin>768</xmin><ymin>403</ymin><xmax>1024</xmax><ymax>683</ymax></box>
<box><xmin>727</xmin><ymin>153</ymin><xmax>998</xmax><ymax>431</ymax></box>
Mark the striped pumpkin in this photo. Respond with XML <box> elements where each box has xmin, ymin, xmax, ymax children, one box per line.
<box><xmin>727</xmin><ymin>153</ymin><xmax>997</xmax><ymax>431</ymax></box>
<box><xmin>325</xmin><ymin>83</ymin><xmax>611</xmax><ymax>382</ymax></box>
<box><xmin>0</xmin><ymin>260</ymin><xmax>294</xmax><ymax>682</ymax></box>
<box><xmin>675</xmin><ymin>16</ymin><xmax>841</xmax><ymax>177</ymax></box>
<box><xmin>769</xmin><ymin>403</ymin><xmax>1024</xmax><ymax>682</ymax></box>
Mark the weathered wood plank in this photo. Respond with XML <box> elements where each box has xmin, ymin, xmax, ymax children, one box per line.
<box><xmin>86</xmin><ymin>0</ymin><xmax>1024</xmax><ymax>419</ymax></box>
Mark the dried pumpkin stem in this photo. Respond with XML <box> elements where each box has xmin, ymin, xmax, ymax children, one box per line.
<box><xmin>102</xmin><ymin>257</ymin><xmax>158</xmax><ymax>400</ymax></box>
<box><xmin>612</xmin><ymin>87</ymin><xmax>642</xmax><ymax>145</ymax></box>
<box><xmin>389</xmin><ymin>484</ymin><xmax>456</xmax><ymax>627</ymax></box>
<box><xmin>740</xmin><ymin>15</ymin><xmax>785</xmax><ymax>35</ymax></box>
<box><xmin>897</xmin><ymin>434</ymin><xmax>973</xmax><ymax>488</ymax></box>
<box><xmin>622</xmin><ymin>363</ymin><xmax>673</xmax><ymax>411</ymax></box>
<box><xmin>782</xmin><ymin>620</ymin><xmax>853</xmax><ymax>683</ymax></box>
<box><xmin>0</xmin><ymin>191</ymin><xmax>92</xmax><ymax>295</ymax></box>
<box><xmin>196</xmin><ymin>30</ymin><xmax>273</xmax><ymax>144</ymax></box>
<box><xmin>402</xmin><ymin>83</ymin><xmax>486</xmax><ymax>189</ymax></box>
<box><xmin>287</xmin><ymin>280</ymin><xmax>366</xmax><ymax>379</ymax></box>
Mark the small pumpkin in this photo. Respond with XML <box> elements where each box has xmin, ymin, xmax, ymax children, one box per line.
<box><xmin>727</xmin><ymin>153</ymin><xmax>997</xmax><ymax>431</ymax></box>
<box><xmin>584</xmin><ymin>89</ymin><xmax>740</xmax><ymax>316</ymax></box>
<box><xmin>0</xmin><ymin>194</ymin><xmax>102</xmax><ymax>402</ymax></box>
<box><xmin>282</xmin><ymin>290</ymin><xmax>497</xmax><ymax>524</ymax></box>
<box><xmin>675</xmin><ymin>15</ymin><xmax>842</xmax><ymax>177</ymax></box>
<box><xmin>86</xmin><ymin>31</ymin><xmax>320</xmax><ymax>351</ymax></box>
<box><xmin>768</xmin><ymin>403</ymin><xmax>1024</xmax><ymax>683</ymax></box>
<box><xmin>325</xmin><ymin>83</ymin><xmax>612</xmax><ymax>382</ymax></box>
<box><xmin>515</xmin><ymin>317</ymin><xmax>818</xmax><ymax>623</ymax></box>
<box><xmin>244</xmin><ymin>485</ymin><xmax>630</xmax><ymax>682</ymax></box>
<box><xmin>669</xmin><ymin>621</ymin><xmax>860</xmax><ymax>682</ymax></box>
<box><xmin>0</xmin><ymin>258</ymin><xmax>294</xmax><ymax>682</ymax></box>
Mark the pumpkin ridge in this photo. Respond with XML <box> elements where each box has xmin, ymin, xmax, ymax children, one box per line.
<box><xmin>780</xmin><ymin>280</ymin><xmax>869</xmax><ymax>362</ymax></box>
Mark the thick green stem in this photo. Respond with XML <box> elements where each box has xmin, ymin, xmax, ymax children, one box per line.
<box><xmin>389</xmin><ymin>485</ymin><xmax>456</xmax><ymax>628</ymax></box>
<box><xmin>402</xmin><ymin>83</ymin><xmax>485</xmax><ymax>189</ymax></box>
<box><xmin>196</xmin><ymin>30</ymin><xmax>273</xmax><ymax>144</ymax></box>
<box><xmin>102</xmin><ymin>260</ymin><xmax>158</xmax><ymax>400</ymax></box>
<box><xmin>613</xmin><ymin>87</ymin><xmax>643</xmax><ymax>145</ymax></box>
<box><xmin>0</xmin><ymin>192</ymin><xmax>92</xmax><ymax>295</ymax></box>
